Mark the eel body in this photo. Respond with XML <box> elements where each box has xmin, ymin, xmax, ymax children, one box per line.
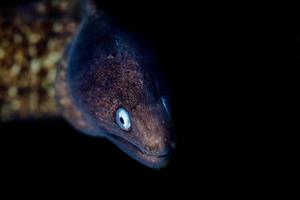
<box><xmin>0</xmin><ymin>0</ymin><xmax>175</xmax><ymax>169</ymax></box>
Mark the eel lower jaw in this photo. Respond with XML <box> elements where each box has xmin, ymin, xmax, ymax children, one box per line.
<box><xmin>106</xmin><ymin>133</ymin><xmax>171</xmax><ymax>169</ymax></box>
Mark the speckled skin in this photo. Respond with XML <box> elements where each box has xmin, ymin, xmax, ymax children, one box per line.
<box><xmin>0</xmin><ymin>0</ymin><xmax>175</xmax><ymax>169</ymax></box>
<box><xmin>64</xmin><ymin>11</ymin><xmax>175</xmax><ymax>168</ymax></box>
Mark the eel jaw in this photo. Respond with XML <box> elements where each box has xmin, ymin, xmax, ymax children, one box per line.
<box><xmin>106</xmin><ymin>133</ymin><xmax>171</xmax><ymax>169</ymax></box>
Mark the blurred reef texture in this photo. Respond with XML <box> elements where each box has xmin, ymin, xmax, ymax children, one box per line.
<box><xmin>0</xmin><ymin>0</ymin><xmax>79</xmax><ymax>120</ymax></box>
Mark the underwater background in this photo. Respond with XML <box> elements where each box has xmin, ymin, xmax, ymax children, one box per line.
<box><xmin>0</xmin><ymin>0</ymin><xmax>194</xmax><ymax>193</ymax></box>
<box><xmin>1</xmin><ymin>0</ymin><xmax>299</xmax><ymax>198</ymax></box>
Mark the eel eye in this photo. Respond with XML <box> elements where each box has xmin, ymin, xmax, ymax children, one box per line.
<box><xmin>116</xmin><ymin>107</ymin><xmax>131</xmax><ymax>131</ymax></box>
<box><xmin>160</xmin><ymin>96</ymin><xmax>171</xmax><ymax>119</ymax></box>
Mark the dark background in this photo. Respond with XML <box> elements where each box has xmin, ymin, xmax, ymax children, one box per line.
<box><xmin>0</xmin><ymin>0</ymin><xmax>299</xmax><ymax>197</ymax></box>
<box><xmin>0</xmin><ymin>0</ymin><xmax>203</xmax><ymax>195</ymax></box>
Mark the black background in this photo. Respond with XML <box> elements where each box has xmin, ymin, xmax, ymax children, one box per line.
<box><xmin>0</xmin><ymin>0</ymin><xmax>299</xmax><ymax>197</ymax></box>
<box><xmin>0</xmin><ymin>0</ymin><xmax>202</xmax><ymax>195</ymax></box>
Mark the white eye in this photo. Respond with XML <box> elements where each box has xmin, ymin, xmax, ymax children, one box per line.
<box><xmin>160</xmin><ymin>96</ymin><xmax>171</xmax><ymax>118</ymax></box>
<box><xmin>115</xmin><ymin>107</ymin><xmax>131</xmax><ymax>131</ymax></box>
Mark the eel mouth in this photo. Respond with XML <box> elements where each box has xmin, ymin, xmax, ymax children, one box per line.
<box><xmin>106</xmin><ymin>133</ymin><xmax>171</xmax><ymax>168</ymax></box>
<box><xmin>107</xmin><ymin>133</ymin><xmax>170</xmax><ymax>156</ymax></box>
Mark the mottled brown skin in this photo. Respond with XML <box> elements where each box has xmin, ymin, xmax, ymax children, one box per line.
<box><xmin>77</xmin><ymin>55</ymin><xmax>173</xmax><ymax>166</ymax></box>
<box><xmin>63</xmin><ymin>9</ymin><xmax>175</xmax><ymax>168</ymax></box>
<box><xmin>0</xmin><ymin>0</ymin><xmax>79</xmax><ymax>120</ymax></box>
<box><xmin>0</xmin><ymin>0</ymin><xmax>175</xmax><ymax>169</ymax></box>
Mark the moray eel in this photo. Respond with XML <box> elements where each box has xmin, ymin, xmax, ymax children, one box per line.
<box><xmin>0</xmin><ymin>0</ymin><xmax>175</xmax><ymax>169</ymax></box>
